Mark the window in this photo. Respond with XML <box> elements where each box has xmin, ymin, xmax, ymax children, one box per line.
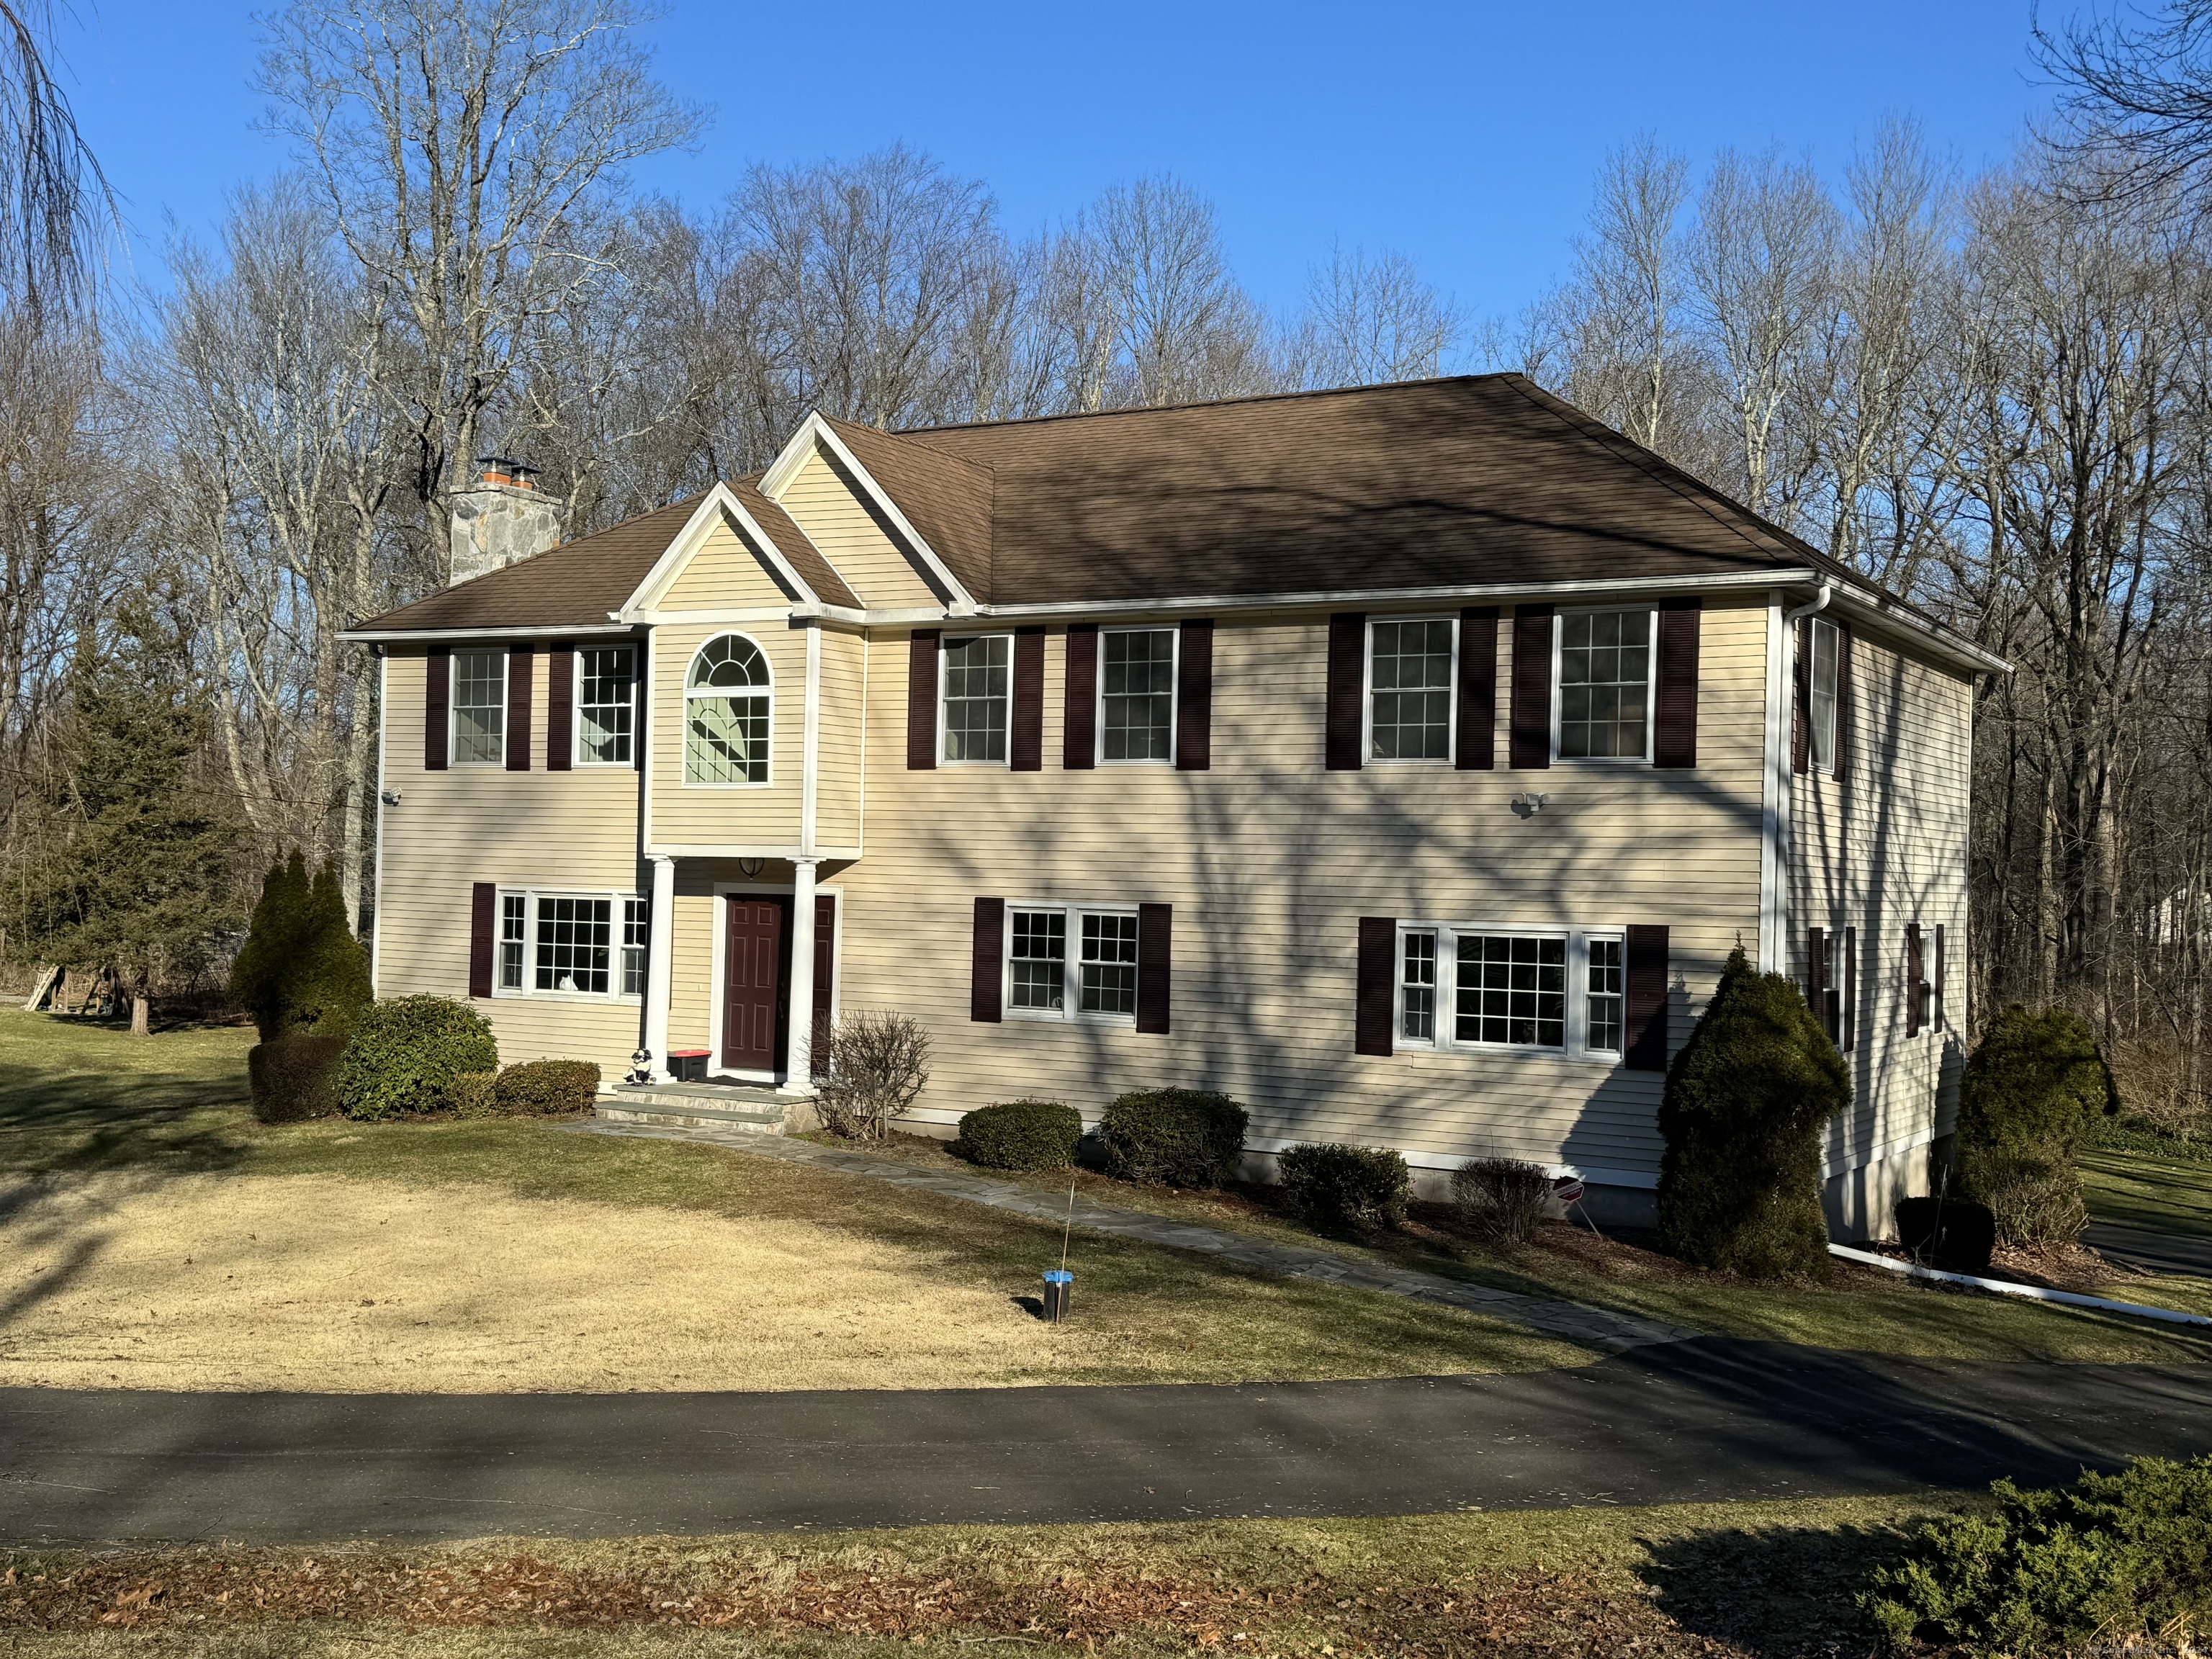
<box><xmin>1101</xmin><ymin>629</ymin><xmax>1176</xmax><ymax>762</ymax></box>
<box><xmin>1808</xmin><ymin>619</ymin><xmax>1840</xmax><ymax>772</ymax></box>
<box><xmin>942</xmin><ymin>634</ymin><xmax>1011</xmax><ymax>763</ymax></box>
<box><xmin>1369</xmin><ymin>618</ymin><xmax>1455</xmax><ymax>760</ymax></box>
<box><xmin>578</xmin><ymin>646</ymin><xmax>634</xmax><ymax>765</ymax></box>
<box><xmin>685</xmin><ymin>634</ymin><xmax>771</xmax><ymax>785</ymax></box>
<box><xmin>1557</xmin><ymin>608</ymin><xmax>1652</xmax><ymax>760</ymax></box>
<box><xmin>452</xmin><ymin>649</ymin><xmax>506</xmax><ymax>765</ymax></box>
<box><xmin>1393</xmin><ymin>924</ymin><xmax>1624</xmax><ymax>1060</ymax></box>
<box><xmin>1004</xmin><ymin>902</ymin><xmax>1139</xmax><ymax>1022</ymax></box>
<box><xmin>491</xmin><ymin>887</ymin><xmax>644</xmax><ymax>1001</ymax></box>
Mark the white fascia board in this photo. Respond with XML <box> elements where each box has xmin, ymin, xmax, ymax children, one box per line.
<box><xmin>760</xmin><ymin>413</ymin><xmax>976</xmax><ymax>615</ymax></box>
<box><xmin>647</xmin><ymin>842</ymin><xmax>863</xmax><ymax>862</ymax></box>
<box><xmin>339</xmin><ymin>622</ymin><xmax>639</xmax><ymax>644</ymax></box>
<box><xmin>617</xmin><ymin>485</ymin><xmax>820</xmax><ymax>617</ymax></box>
<box><xmin>1822</xmin><ymin>584</ymin><xmax>2011</xmax><ymax>678</ymax></box>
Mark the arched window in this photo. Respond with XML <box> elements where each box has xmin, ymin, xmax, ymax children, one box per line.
<box><xmin>685</xmin><ymin>634</ymin><xmax>773</xmax><ymax>784</ymax></box>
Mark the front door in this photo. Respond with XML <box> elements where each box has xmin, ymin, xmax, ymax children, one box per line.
<box><xmin>722</xmin><ymin>897</ymin><xmax>790</xmax><ymax>1073</ymax></box>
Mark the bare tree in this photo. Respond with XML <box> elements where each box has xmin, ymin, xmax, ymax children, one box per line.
<box><xmin>1293</xmin><ymin>242</ymin><xmax>1461</xmax><ymax>388</ymax></box>
<box><xmin>0</xmin><ymin>0</ymin><xmax>112</xmax><ymax>315</ymax></box>
<box><xmin>2036</xmin><ymin>0</ymin><xmax>2212</xmax><ymax>202</ymax></box>
<box><xmin>1082</xmin><ymin>176</ymin><xmax>1276</xmax><ymax>408</ymax></box>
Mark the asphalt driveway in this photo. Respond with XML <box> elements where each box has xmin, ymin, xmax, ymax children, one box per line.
<box><xmin>2</xmin><ymin>1336</ymin><xmax>2208</xmax><ymax>1544</ymax></box>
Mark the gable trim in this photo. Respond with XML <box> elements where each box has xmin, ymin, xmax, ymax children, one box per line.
<box><xmin>616</xmin><ymin>484</ymin><xmax>824</xmax><ymax>619</ymax></box>
<box><xmin>759</xmin><ymin>413</ymin><xmax>977</xmax><ymax>614</ymax></box>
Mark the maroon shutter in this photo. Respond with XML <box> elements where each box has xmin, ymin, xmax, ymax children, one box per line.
<box><xmin>1623</xmin><ymin>924</ymin><xmax>1669</xmax><ymax>1072</ymax></box>
<box><xmin>1136</xmin><ymin>903</ymin><xmax>1172</xmax><ymax>1034</ymax></box>
<box><xmin>1843</xmin><ymin>925</ymin><xmax>1858</xmax><ymax>1052</ymax></box>
<box><xmin>468</xmin><ymin>882</ymin><xmax>495</xmax><ymax>999</ymax></box>
<box><xmin>631</xmin><ymin>642</ymin><xmax>647</xmax><ymax>773</ymax></box>
<box><xmin>1806</xmin><ymin>926</ymin><xmax>1826</xmax><ymax>1009</ymax></box>
<box><xmin>1833</xmin><ymin>623</ymin><xmax>1853</xmax><ymax>781</ymax></box>
<box><xmin>971</xmin><ymin>898</ymin><xmax>1004</xmax><ymax>1022</ymax></box>
<box><xmin>812</xmin><ymin>894</ymin><xmax>837</xmax><ymax>1056</ymax></box>
<box><xmin>426</xmin><ymin>647</ymin><xmax>450</xmax><ymax>771</ymax></box>
<box><xmin>1064</xmin><ymin>624</ymin><xmax>1097</xmax><ymax>769</ymax></box>
<box><xmin>1934</xmin><ymin>922</ymin><xmax>1946</xmax><ymax>1032</ymax></box>
<box><xmin>1905</xmin><ymin>922</ymin><xmax>1925</xmax><ymax>1038</ymax></box>
<box><xmin>505</xmin><ymin>646</ymin><xmax>533</xmax><ymax>771</ymax></box>
<box><xmin>1326</xmin><ymin>613</ymin><xmax>1364</xmax><ymax>770</ymax></box>
<box><xmin>547</xmin><ymin>644</ymin><xmax>574</xmax><ymax>770</ymax></box>
<box><xmin>1356</xmin><ymin>917</ymin><xmax>1396</xmax><ymax>1056</ymax></box>
<box><xmin>1654</xmin><ymin>597</ymin><xmax>1701</xmax><ymax>768</ymax></box>
<box><xmin>1456</xmin><ymin>607</ymin><xmax>1498</xmax><ymax>770</ymax></box>
<box><xmin>1792</xmin><ymin>618</ymin><xmax>1811</xmax><ymax>775</ymax></box>
<box><xmin>1010</xmin><ymin>626</ymin><xmax>1046</xmax><ymax>771</ymax></box>
<box><xmin>907</xmin><ymin>629</ymin><xmax>940</xmax><ymax>770</ymax></box>
<box><xmin>1509</xmin><ymin>605</ymin><xmax>1554</xmax><ymax>769</ymax></box>
<box><xmin>1176</xmin><ymin>619</ymin><xmax>1213</xmax><ymax>770</ymax></box>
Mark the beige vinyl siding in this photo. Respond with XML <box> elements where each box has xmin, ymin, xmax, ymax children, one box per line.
<box><xmin>649</xmin><ymin>621</ymin><xmax>807</xmax><ymax>848</ymax></box>
<box><xmin>814</xmin><ymin>628</ymin><xmax>867</xmax><ymax>850</ymax></box>
<box><xmin>772</xmin><ymin>445</ymin><xmax>940</xmax><ymax>608</ymax></box>
<box><xmin>652</xmin><ymin>513</ymin><xmax>798</xmax><ymax>610</ymax></box>
<box><xmin>1790</xmin><ymin>625</ymin><xmax>1974</xmax><ymax>1198</ymax></box>
<box><xmin>826</xmin><ymin>601</ymin><xmax>1770</xmax><ymax>1179</ymax></box>
<box><xmin>374</xmin><ymin>649</ymin><xmax>644</xmax><ymax>1078</ymax></box>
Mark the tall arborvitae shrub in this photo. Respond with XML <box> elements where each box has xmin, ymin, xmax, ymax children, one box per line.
<box><xmin>230</xmin><ymin>854</ymin><xmax>369</xmax><ymax>1041</ymax></box>
<box><xmin>230</xmin><ymin>853</ymin><xmax>313</xmax><ymax>1040</ymax></box>
<box><xmin>1657</xmin><ymin>945</ymin><xmax>1849</xmax><ymax>1277</ymax></box>
<box><xmin>1956</xmin><ymin>1005</ymin><xmax>2118</xmax><ymax>1246</ymax></box>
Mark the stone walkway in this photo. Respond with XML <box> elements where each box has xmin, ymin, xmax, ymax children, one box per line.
<box><xmin>566</xmin><ymin>1118</ymin><xmax>1692</xmax><ymax>1353</ymax></box>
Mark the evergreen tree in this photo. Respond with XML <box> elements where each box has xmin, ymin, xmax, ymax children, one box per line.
<box><xmin>231</xmin><ymin>854</ymin><xmax>372</xmax><ymax>1042</ymax></box>
<box><xmin>5</xmin><ymin>602</ymin><xmax>245</xmax><ymax>1035</ymax></box>
<box><xmin>230</xmin><ymin>851</ymin><xmax>313</xmax><ymax>1039</ymax></box>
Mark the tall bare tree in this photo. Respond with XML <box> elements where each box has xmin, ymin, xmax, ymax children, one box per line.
<box><xmin>1293</xmin><ymin>242</ymin><xmax>1461</xmax><ymax>388</ymax></box>
<box><xmin>0</xmin><ymin>0</ymin><xmax>112</xmax><ymax>316</ymax></box>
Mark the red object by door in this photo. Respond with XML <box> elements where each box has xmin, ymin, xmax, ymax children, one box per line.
<box><xmin>723</xmin><ymin>899</ymin><xmax>789</xmax><ymax>1072</ymax></box>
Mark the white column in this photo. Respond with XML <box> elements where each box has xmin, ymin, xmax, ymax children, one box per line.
<box><xmin>785</xmin><ymin>858</ymin><xmax>819</xmax><ymax>1092</ymax></box>
<box><xmin>644</xmin><ymin>854</ymin><xmax>677</xmax><ymax>1082</ymax></box>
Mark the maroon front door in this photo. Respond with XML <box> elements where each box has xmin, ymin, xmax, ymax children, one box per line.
<box><xmin>723</xmin><ymin>898</ymin><xmax>791</xmax><ymax>1072</ymax></box>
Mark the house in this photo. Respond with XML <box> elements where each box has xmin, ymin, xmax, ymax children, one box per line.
<box><xmin>342</xmin><ymin>374</ymin><xmax>2004</xmax><ymax>1235</ymax></box>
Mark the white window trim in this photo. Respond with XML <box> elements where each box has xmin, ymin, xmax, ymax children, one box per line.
<box><xmin>683</xmin><ymin>632</ymin><xmax>774</xmax><ymax>790</ymax></box>
<box><xmin>449</xmin><ymin>647</ymin><xmax>508</xmax><ymax>768</ymax></box>
<box><xmin>1808</xmin><ymin>616</ymin><xmax>1840</xmax><ymax>773</ymax></box>
<box><xmin>1392</xmin><ymin>920</ymin><xmax>1625</xmax><ymax>1064</ymax></box>
<box><xmin>492</xmin><ymin>886</ymin><xmax>646</xmax><ymax>1004</ymax></box>
<box><xmin>1002</xmin><ymin>899</ymin><xmax>1141</xmax><ymax>1026</ymax></box>
<box><xmin>939</xmin><ymin>631</ymin><xmax>1015</xmax><ymax>767</ymax></box>
<box><xmin>1550</xmin><ymin>604</ymin><xmax>1658</xmax><ymax>765</ymax></box>
<box><xmin>573</xmin><ymin>643</ymin><xmax>637</xmax><ymax>768</ymax></box>
<box><xmin>1362</xmin><ymin>614</ymin><xmax>1459</xmax><ymax>766</ymax></box>
<box><xmin>1096</xmin><ymin>625</ymin><xmax>1179</xmax><ymax>766</ymax></box>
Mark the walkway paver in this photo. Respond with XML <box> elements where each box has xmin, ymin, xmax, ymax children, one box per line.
<box><xmin>567</xmin><ymin>1118</ymin><xmax>1692</xmax><ymax>1353</ymax></box>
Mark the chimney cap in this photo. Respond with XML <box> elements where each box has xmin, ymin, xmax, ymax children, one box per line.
<box><xmin>475</xmin><ymin>454</ymin><xmax>540</xmax><ymax>489</ymax></box>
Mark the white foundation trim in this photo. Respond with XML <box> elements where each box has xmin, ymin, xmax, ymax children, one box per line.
<box><xmin>1830</xmin><ymin>1245</ymin><xmax>2212</xmax><ymax>1328</ymax></box>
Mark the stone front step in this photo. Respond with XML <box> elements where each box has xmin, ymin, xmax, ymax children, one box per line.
<box><xmin>595</xmin><ymin>1082</ymin><xmax>793</xmax><ymax>1135</ymax></box>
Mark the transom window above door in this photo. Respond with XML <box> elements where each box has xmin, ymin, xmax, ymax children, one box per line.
<box><xmin>451</xmin><ymin>649</ymin><xmax>506</xmax><ymax>765</ymax></box>
<box><xmin>1100</xmin><ymin>629</ymin><xmax>1177</xmax><ymax>762</ymax></box>
<box><xmin>685</xmin><ymin>634</ymin><xmax>772</xmax><ymax>785</ymax></box>
<box><xmin>941</xmin><ymin>634</ymin><xmax>1011</xmax><ymax>763</ymax></box>
<box><xmin>1557</xmin><ymin>608</ymin><xmax>1653</xmax><ymax>761</ymax></box>
<box><xmin>1368</xmin><ymin>618</ymin><xmax>1455</xmax><ymax>761</ymax></box>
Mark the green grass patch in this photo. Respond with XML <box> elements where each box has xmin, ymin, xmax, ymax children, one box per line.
<box><xmin>2083</xmin><ymin>1143</ymin><xmax>2212</xmax><ymax>1239</ymax></box>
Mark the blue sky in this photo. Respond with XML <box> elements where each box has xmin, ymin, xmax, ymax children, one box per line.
<box><xmin>62</xmin><ymin>0</ymin><xmax>2050</xmax><ymax>320</ymax></box>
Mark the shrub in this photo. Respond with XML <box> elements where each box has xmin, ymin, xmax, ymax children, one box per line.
<box><xmin>1863</xmin><ymin>1455</ymin><xmax>2212</xmax><ymax>1656</ymax></box>
<box><xmin>955</xmin><ymin>1099</ymin><xmax>1082</xmax><ymax>1170</ymax></box>
<box><xmin>1956</xmin><ymin>1006</ymin><xmax>2116</xmax><ymax>1248</ymax></box>
<box><xmin>332</xmin><ymin>995</ymin><xmax>498</xmax><ymax>1120</ymax></box>
<box><xmin>246</xmin><ymin>1035</ymin><xmax>346</xmax><ymax>1123</ymax></box>
<box><xmin>1657</xmin><ymin>945</ymin><xmax>1849</xmax><ymax>1278</ymax></box>
<box><xmin>1277</xmin><ymin>1143</ymin><xmax>1409</xmax><ymax>1233</ymax></box>
<box><xmin>492</xmin><ymin>1059</ymin><xmax>601</xmax><ymax>1118</ymax></box>
<box><xmin>229</xmin><ymin>853</ymin><xmax>370</xmax><ymax>1043</ymax></box>
<box><xmin>1095</xmin><ymin>1089</ymin><xmax>1248</xmax><ymax>1187</ymax></box>
<box><xmin>812</xmin><ymin>1010</ymin><xmax>930</xmax><ymax>1139</ymax></box>
<box><xmin>449</xmin><ymin>1070</ymin><xmax>498</xmax><ymax>1119</ymax></box>
<box><xmin>1452</xmin><ymin>1157</ymin><xmax>1553</xmax><ymax>1246</ymax></box>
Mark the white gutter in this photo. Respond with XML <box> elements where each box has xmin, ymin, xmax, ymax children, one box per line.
<box><xmin>1830</xmin><ymin>1244</ymin><xmax>2212</xmax><ymax>1328</ymax></box>
<box><xmin>1784</xmin><ymin>581</ymin><xmax>1833</xmax><ymax>628</ymax></box>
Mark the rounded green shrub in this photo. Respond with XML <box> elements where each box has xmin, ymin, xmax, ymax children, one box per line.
<box><xmin>246</xmin><ymin>1035</ymin><xmax>346</xmax><ymax>1123</ymax></box>
<box><xmin>1277</xmin><ymin>1143</ymin><xmax>1409</xmax><ymax>1233</ymax></box>
<box><xmin>1095</xmin><ymin>1089</ymin><xmax>1248</xmax><ymax>1187</ymax></box>
<box><xmin>332</xmin><ymin>994</ymin><xmax>498</xmax><ymax>1120</ymax></box>
<box><xmin>449</xmin><ymin>1071</ymin><xmax>499</xmax><ymax>1119</ymax></box>
<box><xmin>954</xmin><ymin>1099</ymin><xmax>1082</xmax><ymax>1170</ymax></box>
<box><xmin>1957</xmin><ymin>1005</ymin><xmax>2117</xmax><ymax>1246</ymax></box>
<box><xmin>1657</xmin><ymin>945</ymin><xmax>1848</xmax><ymax>1277</ymax></box>
<box><xmin>1863</xmin><ymin>1455</ymin><xmax>2212</xmax><ymax>1656</ymax></box>
<box><xmin>491</xmin><ymin>1058</ymin><xmax>602</xmax><ymax>1117</ymax></box>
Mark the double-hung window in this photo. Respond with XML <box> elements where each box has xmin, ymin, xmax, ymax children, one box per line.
<box><xmin>1100</xmin><ymin>629</ymin><xmax>1176</xmax><ymax>762</ymax></box>
<box><xmin>1807</xmin><ymin>619</ymin><xmax>1840</xmax><ymax>772</ymax></box>
<box><xmin>941</xmin><ymin>634</ymin><xmax>1011</xmax><ymax>763</ymax></box>
<box><xmin>492</xmin><ymin>887</ymin><xmax>646</xmax><ymax>1002</ymax></box>
<box><xmin>1003</xmin><ymin>902</ymin><xmax>1140</xmax><ymax>1022</ymax></box>
<box><xmin>1556</xmin><ymin>608</ymin><xmax>1653</xmax><ymax>761</ymax></box>
<box><xmin>685</xmin><ymin>634</ymin><xmax>771</xmax><ymax>785</ymax></box>
<box><xmin>577</xmin><ymin>646</ymin><xmax>635</xmax><ymax>765</ymax></box>
<box><xmin>451</xmin><ymin>649</ymin><xmax>506</xmax><ymax>765</ymax></box>
<box><xmin>1367</xmin><ymin>618</ymin><xmax>1455</xmax><ymax>761</ymax></box>
<box><xmin>1393</xmin><ymin>923</ymin><xmax>1625</xmax><ymax>1060</ymax></box>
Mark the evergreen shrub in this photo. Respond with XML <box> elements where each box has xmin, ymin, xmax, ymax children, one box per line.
<box><xmin>246</xmin><ymin>1035</ymin><xmax>346</xmax><ymax>1123</ymax></box>
<box><xmin>1095</xmin><ymin>1089</ymin><xmax>1248</xmax><ymax>1187</ymax></box>
<box><xmin>491</xmin><ymin>1059</ymin><xmax>601</xmax><ymax>1117</ymax></box>
<box><xmin>1956</xmin><ymin>1006</ymin><xmax>2117</xmax><ymax>1246</ymax></box>
<box><xmin>1863</xmin><ymin>1455</ymin><xmax>2212</xmax><ymax>1656</ymax></box>
<box><xmin>333</xmin><ymin>995</ymin><xmax>498</xmax><ymax>1120</ymax></box>
<box><xmin>449</xmin><ymin>1071</ymin><xmax>498</xmax><ymax>1119</ymax></box>
<box><xmin>954</xmin><ymin>1099</ymin><xmax>1082</xmax><ymax>1170</ymax></box>
<box><xmin>229</xmin><ymin>853</ymin><xmax>370</xmax><ymax>1041</ymax></box>
<box><xmin>1657</xmin><ymin>945</ymin><xmax>1848</xmax><ymax>1277</ymax></box>
<box><xmin>1277</xmin><ymin>1143</ymin><xmax>1409</xmax><ymax>1232</ymax></box>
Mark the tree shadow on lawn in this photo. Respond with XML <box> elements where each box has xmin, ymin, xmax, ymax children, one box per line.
<box><xmin>0</xmin><ymin>1016</ymin><xmax>253</xmax><ymax>1183</ymax></box>
<box><xmin>1640</xmin><ymin>1516</ymin><xmax>1927</xmax><ymax>1659</ymax></box>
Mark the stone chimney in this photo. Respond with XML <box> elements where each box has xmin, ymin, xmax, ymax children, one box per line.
<box><xmin>449</xmin><ymin>457</ymin><xmax>564</xmax><ymax>585</ymax></box>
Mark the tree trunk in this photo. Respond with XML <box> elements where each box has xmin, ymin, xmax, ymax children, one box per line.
<box><xmin>130</xmin><ymin>990</ymin><xmax>150</xmax><ymax>1038</ymax></box>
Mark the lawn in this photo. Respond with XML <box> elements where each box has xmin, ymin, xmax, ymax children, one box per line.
<box><xmin>2083</xmin><ymin>1141</ymin><xmax>2212</xmax><ymax>1239</ymax></box>
<box><xmin>0</xmin><ymin>1488</ymin><xmax>1972</xmax><ymax>1658</ymax></box>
